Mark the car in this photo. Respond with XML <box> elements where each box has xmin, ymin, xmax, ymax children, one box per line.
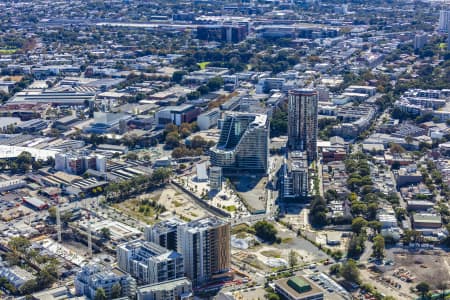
<box><xmin>327</xmin><ymin>288</ymin><xmax>334</xmax><ymax>293</ymax></box>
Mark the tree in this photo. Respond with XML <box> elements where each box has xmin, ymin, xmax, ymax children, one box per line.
<box><xmin>347</xmin><ymin>233</ymin><xmax>366</xmax><ymax>258</ymax></box>
<box><xmin>100</xmin><ymin>227</ymin><xmax>111</xmax><ymax>240</ymax></box>
<box><xmin>151</xmin><ymin>168</ymin><xmax>172</xmax><ymax>184</ymax></box>
<box><xmin>309</xmin><ymin>196</ymin><xmax>328</xmax><ymax>227</ymax></box>
<box><xmin>267</xmin><ymin>293</ymin><xmax>280</xmax><ymax>300</ymax></box>
<box><xmin>15</xmin><ymin>151</ymin><xmax>33</xmax><ymax>173</ymax></box>
<box><xmin>90</xmin><ymin>134</ymin><xmax>106</xmax><ymax>146</ymax></box>
<box><xmin>351</xmin><ymin>201</ymin><xmax>367</xmax><ymax>216</ymax></box>
<box><xmin>367</xmin><ymin>202</ymin><xmax>378</xmax><ymax>221</ymax></box>
<box><xmin>0</xmin><ymin>276</ymin><xmax>16</xmax><ymax>294</ymax></box>
<box><xmin>172</xmin><ymin>71</ymin><xmax>186</xmax><ymax>83</ymax></box>
<box><xmin>123</xmin><ymin>134</ymin><xmax>139</xmax><ymax>148</ymax></box>
<box><xmin>390</xmin><ymin>143</ymin><xmax>406</xmax><ymax>154</ymax></box>
<box><xmin>164</xmin><ymin>123</ymin><xmax>178</xmax><ymax>135</ymax></box>
<box><xmin>340</xmin><ymin>259</ymin><xmax>361</xmax><ymax>284</ymax></box>
<box><xmin>351</xmin><ymin>217</ymin><xmax>368</xmax><ymax>234</ymax></box>
<box><xmin>253</xmin><ymin>221</ymin><xmax>277</xmax><ymax>243</ymax></box>
<box><xmin>330</xmin><ymin>264</ymin><xmax>341</xmax><ymax>275</ymax></box>
<box><xmin>8</xmin><ymin>236</ymin><xmax>31</xmax><ymax>253</ymax></box>
<box><xmin>125</xmin><ymin>152</ymin><xmax>139</xmax><ymax>160</ymax></box>
<box><xmin>372</xmin><ymin>234</ymin><xmax>385</xmax><ymax>260</ymax></box>
<box><xmin>165</xmin><ymin>132</ymin><xmax>180</xmax><ymax>149</ymax></box>
<box><xmin>37</xmin><ymin>265</ymin><xmax>57</xmax><ymax>289</ymax></box>
<box><xmin>436</xmin><ymin>281</ymin><xmax>447</xmax><ymax>300</ymax></box>
<box><xmin>111</xmin><ymin>282</ymin><xmax>122</xmax><ymax>298</ymax></box>
<box><xmin>367</xmin><ymin>221</ymin><xmax>382</xmax><ymax>233</ymax></box>
<box><xmin>190</xmin><ymin>135</ymin><xmax>208</xmax><ymax>149</ymax></box>
<box><xmin>270</xmin><ymin>109</ymin><xmax>288</xmax><ymax>137</ymax></box>
<box><xmin>197</xmin><ymin>85</ymin><xmax>210</xmax><ymax>95</ymax></box>
<box><xmin>206</xmin><ymin>76</ymin><xmax>224</xmax><ymax>91</ymax></box>
<box><xmin>19</xmin><ymin>279</ymin><xmax>37</xmax><ymax>294</ymax></box>
<box><xmin>288</xmin><ymin>250</ymin><xmax>298</xmax><ymax>269</ymax></box>
<box><xmin>94</xmin><ymin>288</ymin><xmax>107</xmax><ymax>300</ymax></box>
<box><xmin>416</xmin><ymin>282</ymin><xmax>430</xmax><ymax>300</ymax></box>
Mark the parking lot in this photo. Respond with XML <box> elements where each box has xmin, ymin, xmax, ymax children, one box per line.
<box><xmin>306</xmin><ymin>272</ymin><xmax>350</xmax><ymax>299</ymax></box>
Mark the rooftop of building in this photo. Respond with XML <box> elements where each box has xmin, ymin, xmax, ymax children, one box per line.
<box><xmin>185</xmin><ymin>217</ymin><xmax>228</xmax><ymax>232</ymax></box>
<box><xmin>137</xmin><ymin>277</ymin><xmax>191</xmax><ymax>293</ymax></box>
<box><xmin>288</xmin><ymin>88</ymin><xmax>317</xmax><ymax>96</ymax></box>
<box><xmin>413</xmin><ymin>213</ymin><xmax>442</xmax><ymax>224</ymax></box>
<box><xmin>159</xmin><ymin>104</ymin><xmax>194</xmax><ymax>113</ymax></box>
<box><xmin>275</xmin><ymin>276</ymin><xmax>323</xmax><ymax>299</ymax></box>
<box><xmin>118</xmin><ymin>239</ymin><xmax>182</xmax><ymax>262</ymax></box>
<box><xmin>148</xmin><ymin>217</ymin><xmax>186</xmax><ymax>234</ymax></box>
<box><xmin>287</xmin><ymin>151</ymin><xmax>308</xmax><ymax>172</ymax></box>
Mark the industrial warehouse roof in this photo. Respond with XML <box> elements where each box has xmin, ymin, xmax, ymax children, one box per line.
<box><xmin>8</xmin><ymin>89</ymin><xmax>95</xmax><ymax>105</ymax></box>
<box><xmin>0</xmin><ymin>145</ymin><xmax>59</xmax><ymax>160</ymax></box>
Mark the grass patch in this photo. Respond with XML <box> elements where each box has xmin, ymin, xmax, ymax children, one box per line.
<box><xmin>261</xmin><ymin>250</ymin><xmax>282</xmax><ymax>258</ymax></box>
<box><xmin>0</xmin><ymin>49</ymin><xmax>18</xmax><ymax>55</ymax></box>
<box><xmin>236</xmin><ymin>232</ymin><xmax>248</xmax><ymax>239</ymax></box>
<box><xmin>172</xmin><ymin>200</ymin><xmax>183</xmax><ymax>207</ymax></box>
<box><xmin>225</xmin><ymin>205</ymin><xmax>236</xmax><ymax>212</ymax></box>
<box><xmin>180</xmin><ymin>215</ymin><xmax>192</xmax><ymax>222</ymax></box>
<box><xmin>197</xmin><ymin>61</ymin><xmax>210</xmax><ymax>69</ymax></box>
<box><xmin>281</xmin><ymin>237</ymin><xmax>293</xmax><ymax>244</ymax></box>
<box><xmin>112</xmin><ymin>197</ymin><xmax>166</xmax><ymax>224</ymax></box>
<box><xmin>190</xmin><ymin>212</ymin><xmax>198</xmax><ymax>217</ymax></box>
<box><xmin>243</xmin><ymin>255</ymin><xmax>265</xmax><ymax>270</ymax></box>
<box><xmin>232</xmin><ymin>223</ymin><xmax>255</xmax><ymax>235</ymax></box>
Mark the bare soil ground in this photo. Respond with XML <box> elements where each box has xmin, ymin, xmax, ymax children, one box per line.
<box><xmin>392</xmin><ymin>249</ymin><xmax>450</xmax><ymax>290</ymax></box>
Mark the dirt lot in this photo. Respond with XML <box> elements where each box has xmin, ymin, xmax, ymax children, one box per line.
<box><xmin>231</xmin><ymin>175</ymin><xmax>267</xmax><ymax>214</ymax></box>
<box><xmin>392</xmin><ymin>248</ymin><xmax>450</xmax><ymax>290</ymax></box>
<box><xmin>359</xmin><ymin>247</ymin><xmax>450</xmax><ymax>300</ymax></box>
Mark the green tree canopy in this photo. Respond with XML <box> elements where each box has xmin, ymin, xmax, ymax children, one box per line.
<box><xmin>340</xmin><ymin>259</ymin><xmax>361</xmax><ymax>284</ymax></box>
<box><xmin>94</xmin><ymin>288</ymin><xmax>107</xmax><ymax>300</ymax></box>
<box><xmin>111</xmin><ymin>282</ymin><xmax>122</xmax><ymax>298</ymax></box>
<box><xmin>372</xmin><ymin>234</ymin><xmax>385</xmax><ymax>260</ymax></box>
<box><xmin>351</xmin><ymin>217</ymin><xmax>368</xmax><ymax>234</ymax></box>
<box><xmin>416</xmin><ymin>282</ymin><xmax>430</xmax><ymax>300</ymax></box>
<box><xmin>253</xmin><ymin>221</ymin><xmax>277</xmax><ymax>243</ymax></box>
<box><xmin>172</xmin><ymin>71</ymin><xmax>187</xmax><ymax>83</ymax></box>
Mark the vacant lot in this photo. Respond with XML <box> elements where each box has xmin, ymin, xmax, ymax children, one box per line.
<box><xmin>392</xmin><ymin>249</ymin><xmax>450</xmax><ymax>290</ymax></box>
<box><xmin>113</xmin><ymin>187</ymin><xmax>208</xmax><ymax>224</ymax></box>
<box><xmin>231</xmin><ymin>176</ymin><xmax>267</xmax><ymax>214</ymax></box>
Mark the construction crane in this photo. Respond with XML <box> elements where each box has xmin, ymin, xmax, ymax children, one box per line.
<box><xmin>53</xmin><ymin>194</ymin><xmax>62</xmax><ymax>243</ymax></box>
<box><xmin>88</xmin><ymin>219</ymin><xmax>92</xmax><ymax>258</ymax></box>
<box><xmin>56</xmin><ymin>205</ymin><xmax>62</xmax><ymax>242</ymax></box>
